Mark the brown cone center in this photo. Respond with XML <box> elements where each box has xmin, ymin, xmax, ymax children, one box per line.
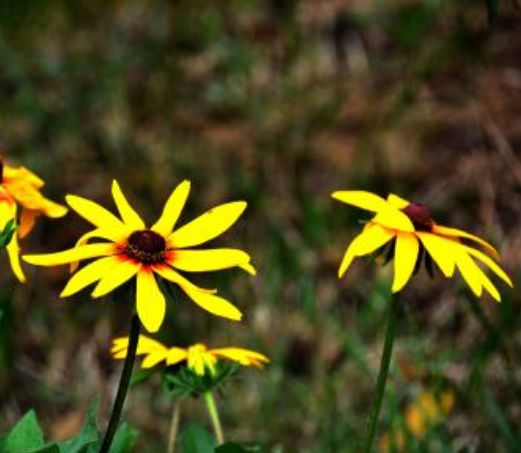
<box><xmin>125</xmin><ymin>230</ymin><xmax>166</xmax><ymax>264</ymax></box>
<box><xmin>402</xmin><ymin>202</ymin><xmax>434</xmax><ymax>232</ymax></box>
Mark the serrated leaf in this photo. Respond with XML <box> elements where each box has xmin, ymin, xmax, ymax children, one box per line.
<box><xmin>58</xmin><ymin>400</ymin><xmax>99</xmax><ymax>453</ymax></box>
<box><xmin>180</xmin><ymin>423</ymin><xmax>216</xmax><ymax>453</ymax></box>
<box><xmin>4</xmin><ymin>410</ymin><xmax>45</xmax><ymax>452</ymax></box>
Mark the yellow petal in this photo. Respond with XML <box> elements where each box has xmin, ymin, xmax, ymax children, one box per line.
<box><xmin>166</xmin><ymin>348</ymin><xmax>189</xmax><ymax>366</ymax></box>
<box><xmin>211</xmin><ymin>348</ymin><xmax>269</xmax><ymax>367</ymax></box>
<box><xmin>392</xmin><ymin>233</ymin><xmax>419</xmax><ymax>292</ymax></box>
<box><xmin>136</xmin><ymin>268</ymin><xmax>166</xmax><ymax>332</ymax></box>
<box><xmin>387</xmin><ymin>193</ymin><xmax>410</xmax><ymax>209</ymax></box>
<box><xmin>91</xmin><ymin>258</ymin><xmax>139</xmax><ymax>298</ymax></box>
<box><xmin>141</xmin><ymin>352</ymin><xmax>170</xmax><ymax>368</ymax></box>
<box><xmin>171</xmin><ymin>248</ymin><xmax>252</xmax><ymax>273</ymax></box>
<box><xmin>371</xmin><ymin>209</ymin><xmax>415</xmax><ymax>232</ymax></box>
<box><xmin>456</xmin><ymin>248</ymin><xmax>501</xmax><ymax>301</ymax></box>
<box><xmin>433</xmin><ymin>224</ymin><xmax>500</xmax><ymax>260</ymax></box>
<box><xmin>417</xmin><ymin>232</ymin><xmax>456</xmax><ymax>277</ymax></box>
<box><xmin>40</xmin><ymin>198</ymin><xmax>68</xmax><ymax>218</ymax></box>
<box><xmin>66</xmin><ymin>194</ymin><xmax>129</xmax><ymax>240</ymax></box>
<box><xmin>151</xmin><ymin>180</ymin><xmax>191</xmax><ymax>237</ymax></box>
<box><xmin>112</xmin><ymin>335</ymin><xmax>168</xmax><ymax>356</ymax></box>
<box><xmin>152</xmin><ymin>264</ymin><xmax>217</xmax><ymax>293</ymax></box>
<box><xmin>463</xmin><ymin>244</ymin><xmax>513</xmax><ymax>287</ymax></box>
<box><xmin>183</xmin><ymin>287</ymin><xmax>242</xmax><ymax>321</ymax></box>
<box><xmin>338</xmin><ymin>223</ymin><xmax>395</xmax><ymax>278</ymax></box>
<box><xmin>18</xmin><ymin>209</ymin><xmax>39</xmax><ymax>239</ymax></box>
<box><xmin>454</xmin><ymin>251</ymin><xmax>483</xmax><ymax>298</ymax></box>
<box><xmin>111</xmin><ymin>180</ymin><xmax>145</xmax><ymax>230</ymax></box>
<box><xmin>331</xmin><ymin>191</ymin><xmax>391</xmax><ymax>212</ymax></box>
<box><xmin>23</xmin><ymin>243</ymin><xmax>115</xmax><ymax>267</ymax></box>
<box><xmin>61</xmin><ymin>256</ymin><xmax>121</xmax><ymax>297</ymax></box>
<box><xmin>168</xmin><ymin>201</ymin><xmax>247</xmax><ymax>248</ymax></box>
<box><xmin>69</xmin><ymin>228</ymin><xmax>118</xmax><ymax>272</ymax></box>
<box><xmin>7</xmin><ymin>229</ymin><xmax>26</xmax><ymax>283</ymax></box>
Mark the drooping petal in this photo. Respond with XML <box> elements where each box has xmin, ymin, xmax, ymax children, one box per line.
<box><xmin>166</xmin><ymin>348</ymin><xmax>189</xmax><ymax>366</ymax></box>
<box><xmin>151</xmin><ymin>180</ymin><xmax>191</xmax><ymax>237</ymax></box>
<box><xmin>211</xmin><ymin>348</ymin><xmax>269</xmax><ymax>367</ymax></box>
<box><xmin>168</xmin><ymin>201</ymin><xmax>247</xmax><ymax>248</ymax></box>
<box><xmin>152</xmin><ymin>264</ymin><xmax>217</xmax><ymax>293</ymax></box>
<box><xmin>6</xmin><ymin>230</ymin><xmax>26</xmax><ymax>283</ymax></box>
<box><xmin>0</xmin><ymin>196</ymin><xmax>25</xmax><ymax>282</ymax></box>
<box><xmin>66</xmin><ymin>194</ymin><xmax>129</xmax><ymax>240</ymax></box>
<box><xmin>183</xmin><ymin>287</ymin><xmax>242</xmax><ymax>321</ymax></box>
<box><xmin>112</xmin><ymin>335</ymin><xmax>168</xmax><ymax>357</ymax></box>
<box><xmin>23</xmin><ymin>243</ymin><xmax>116</xmax><ymax>266</ymax></box>
<box><xmin>60</xmin><ymin>255</ymin><xmax>121</xmax><ymax>297</ymax></box>
<box><xmin>170</xmin><ymin>248</ymin><xmax>253</xmax><ymax>273</ymax></box>
<box><xmin>371</xmin><ymin>209</ymin><xmax>415</xmax><ymax>232</ymax></box>
<box><xmin>454</xmin><ymin>251</ymin><xmax>483</xmax><ymax>298</ymax></box>
<box><xmin>338</xmin><ymin>223</ymin><xmax>395</xmax><ymax>278</ymax></box>
<box><xmin>462</xmin><ymin>244</ymin><xmax>513</xmax><ymax>287</ymax></box>
<box><xmin>141</xmin><ymin>352</ymin><xmax>169</xmax><ymax>368</ymax></box>
<box><xmin>111</xmin><ymin>180</ymin><xmax>145</xmax><ymax>230</ymax></box>
<box><xmin>387</xmin><ymin>193</ymin><xmax>410</xmax><ymax>210</ymax></box>
<box><xmin>417</xmin><ymin>232</ymin><xmax>456</xmax><ymax>277</ymax></box>
<box><xmin>392</xmin><ymin>233</ymin><xmax>420</xmax><ymax>292</ymax></box>
<box><xmin>91</xmin><ymin>258</ymin><xmax>139</xmax><ymax>298</ymax></box>
<box><xmin>18</xmin><ymin>209</ymin><xmax>39</xmax><ymax>239</ymax></box>
<box><xmin>331</xmin><ymin>191</ymin><xmax>392</xmax><ymax>213</ymax></box>
<box><xmin>136</xmin><ymin>268</ymin><xmax>166</xmax><ymax>333</ymax></box>
<box><xmin>433</xmin><ymin>224</ymin><xmax>500</xmax><ymax>260</ymax></box>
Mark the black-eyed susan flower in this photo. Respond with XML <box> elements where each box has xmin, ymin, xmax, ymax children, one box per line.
<box><xmin>332</xmin><ymin>191</ymin><xmax>513</xmax><ymax>300</ymax></box>
<box><xmin>111</xmin><ymin>335</ymin><xmax>269</xmax><ymax>375</ymax></box>
<box><xmin>0</xmin><ymin>160</ymin><xmax>67</xmax><ymax>282</ymax></box>
<box><xmin>23</xmin><ymin>180</ymin><xmax>255</xmax><ymax>332</ymax></box>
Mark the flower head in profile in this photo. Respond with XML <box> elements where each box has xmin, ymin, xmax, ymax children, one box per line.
<box><xmin>332</xmin><ymin>191</ymin><xmax>513</xmax><ymax>300</ymax></box>
<box><xmin>24</xmin><ymin>180</ymin><xmax>255</xmax><ymax>332</ymax></box>
<box><xmin>111</xmin><ymin>335</ymin><xmax>269</xmax><ymax>376</ymax></box>
<box><xmin>0</xmin><ymin>158</ymin><xmax>68</xmax><ymax>282</ymax></box>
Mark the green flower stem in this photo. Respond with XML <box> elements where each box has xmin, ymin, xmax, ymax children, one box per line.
<box><xmin>167</xmin><ymin>402</ymin><xmax>182</xmax><ymax>453</ymax></box>
<box><xmin>204</xmin><ymin>391</ymin><xmax>224</xmax><ymax>444</ymax></box>
<box><xmin>362</xmin><ymin>293</ymin><xmax>399</xmax><ymax>453</ymax></box>
<box><xmin>100</xmin><ymin>314</ymin><xmax>141</xmax><ymax>453</ymax></box>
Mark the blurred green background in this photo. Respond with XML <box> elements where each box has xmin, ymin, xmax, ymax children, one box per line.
<box><xmin>0</xmin><ymin>0</ymin><xmax>520</xmax><ymax>451</ymax></box>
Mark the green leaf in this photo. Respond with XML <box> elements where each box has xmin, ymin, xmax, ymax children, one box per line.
<box><xmin>4</xmin><ymin>410</ymin><xmax>45</xmax><ymax>452</ymax></box>
<box><xmin>58</xmin><ymin>400</ymin><xmax>99</xmax><ymax>453</ymax></box>
<box><xmin>485</xmin><ymin>0</ymin><xmax>500</xmax><ymax>24</ymax></box>
<box><xmin>180</xmin><ymin>423</ymin><xmax>217</xmax><ymax>453</ymax></box>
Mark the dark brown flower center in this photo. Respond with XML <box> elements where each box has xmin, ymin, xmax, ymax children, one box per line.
<box><xmin>402</xmin><ymin>202</ymin><xmax>434</xmax><ymax>232</ymax></box>
<box><xmin>124</xmin><ymin>230</ymin><xmax>166</xmax><ymax>264</ymax></box>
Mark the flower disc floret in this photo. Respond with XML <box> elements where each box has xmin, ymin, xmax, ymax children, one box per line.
<box><xmin>402</xmin><ymin>203</ymin><xmax>434</xmax><ymax>232</ymax></box>
<box><xmin>124</xmin><ymin>230</ymin><xmax>167</xmax><ymax>264</ymax></box>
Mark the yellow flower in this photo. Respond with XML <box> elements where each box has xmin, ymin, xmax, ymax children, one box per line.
<box><xmin>332</xmin><ymin>191</ymin><xmax>513</xmax><ymax>300</ymax></box>
<box><xmin>23</xmin><ymin>180</ymin><xmax>255</xmax><ymax>332</ymax></box>
<box><xmin>0</xmin><ymin>160</ymin><xmax>67</xmax><ymax>282</ymax></box>
<box><xmin>111</xmin><ymin>335</ymin><xmax>269</xmax><ymax>376</ymax></box>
